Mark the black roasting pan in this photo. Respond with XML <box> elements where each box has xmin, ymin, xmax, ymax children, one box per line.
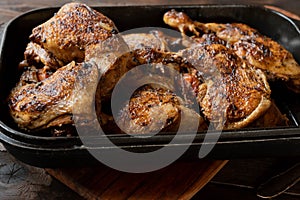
<box><xmin>0</xmin><ymin>5</ymin><xmax>299</xmax><ymax>167</ymax></box>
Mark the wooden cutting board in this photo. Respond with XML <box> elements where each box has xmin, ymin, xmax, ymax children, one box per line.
<box><xmin>46</xmin><ymin>160</ymin><xmax>228</xmax><ymax>200</ymax></box>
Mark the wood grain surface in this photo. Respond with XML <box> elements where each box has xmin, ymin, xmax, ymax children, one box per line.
<box><xmin>0</xmin><ymin>152</ymin><xmax>82</xmax><ymax>200</ymax></box>
<box><xmin>47</xmin><ymin>161</ymin><xmax>227</xmax><ymax>200</ymax></box>
<box><xmin>46</xmin><ymin>160</ymin><xmax>228</xmax><ymax>200</ymax></box>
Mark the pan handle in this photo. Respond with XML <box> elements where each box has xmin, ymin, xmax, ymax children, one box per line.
<box><xmin>264</xmin><ymin>5</ymin><xmax>300</xmax><ymax>21</ymax></box>
<box><xmin>264</xmin><ymin>5</ymin><xmax>300</xmax><ymax>28</ymax></box>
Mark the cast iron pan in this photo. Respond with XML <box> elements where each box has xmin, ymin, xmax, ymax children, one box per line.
<box><xmin>0</xmin><ymin>5</ymin><xmax>299</xmax><ymax>167</ymax></box>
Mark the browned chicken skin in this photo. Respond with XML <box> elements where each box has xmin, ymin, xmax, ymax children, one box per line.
<box><xmin>97</xmin><ymin>47</ymin><xmax>208</xmax><ymax>132</ymax></box>
<box><xmin>8</xmin><ymin>61</ymin><xmax>99</xmax><ymax>130</ymax></box>
<box><xmin>8</xmin><ymin>3</ymin><xmax>121</xmax><ymax>131</ymax></box>
<box><xmin>164</xmin><ymin>9</ymin><xmax>300</xmax><ymax>93</ymax></box>
<box><xmin>117</xmin><ymin>85</ymin><xmax>207</xmax><ymax>134</ymax></box>
<box><xmin>26</xmin><ymin>2</ymin><xmax>118</xmax><ymax>68</ymax></box>
<box><xmin>180</xmin><ymin>44</ymin><xmax>271</xmax><ymax>129</ymax></box>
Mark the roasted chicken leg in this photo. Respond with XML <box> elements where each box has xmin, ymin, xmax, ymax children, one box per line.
<box><xmin>8</xmin><ymin>61</ymin><xmax>99</xmax><ymax>130</ymax></box>
<box><xmin>164</xmin><ymin>9</ymin><xmax>300</xmax><ymax>93</ymax></box>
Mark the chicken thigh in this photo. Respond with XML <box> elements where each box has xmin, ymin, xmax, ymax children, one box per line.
<box><xmin>164</xmin><ymin>9</ymin><xmax>300</xmax><ymax>93</ymax></box>
<box><xmin>116</xmin><ymin>85</ymin><xmax>207</xmax><ymax>134</ymax></box>
<box><xmin>180</xmin><ymin>44</ymin><xmax>272</xmax><ymax>129</ymax></box>
<box><xmin>23</xmin><ymin>2</ymin><xmax>119</xmax><ymax>69</ymax></box>
<box><xmin>8</xmin><ymin>61</ymin><xmax>99</xmax><ymax>130</ymax></box>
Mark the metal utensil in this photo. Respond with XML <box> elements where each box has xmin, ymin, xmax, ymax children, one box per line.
<box><xmin>256</xmin><ymin>162</ymin><xmax>300</xmax><ymax>199</ymax></box>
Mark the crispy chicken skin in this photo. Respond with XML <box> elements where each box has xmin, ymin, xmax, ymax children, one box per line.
<box><xmin>117</xmin><ymin>85</ymin><xmax>181</xmax><ymax>134</ymax></box>
<box><xmin>28</xmin><ymin>3</ymin><xmax>118</xmax><ymax>67</ymax></box>
<box><xmin>8</xmin><ymin>3</ymin><xmax>127</xmax><ymax>131</ymax></box>
<box><xmin>180</xmin><ymin>44</ymin><xmax>272</xmax><ymax>129</ymax></box>
<box><xmin>8</xmin><ymin>61</ymin><xmax>99</xmax><ymax>130</ymax></box>
<box><xmin>117</xmin><ymin>85</ymin><xmax>207</xmax><ymax>134</ymax></box>
<box><xmin>164</xmin><ymin>9</ymin><xmax>300</xmax><ymax>93</ymax></box>
<box><xmin>97</xmin><ymin>47</ymin><xmax>206</xmax><ymax>132</ymax></box>
<box><xmin>9</xmin><ymin>46</ymin><xmax>197</xmax><ymax>131</ymax></box>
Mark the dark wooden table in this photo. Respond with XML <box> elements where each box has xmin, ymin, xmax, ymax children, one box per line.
<box><xmin>0</xmin><ymin>0</ymin><xmax>300</xmax><ymax>199</ymax></box>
